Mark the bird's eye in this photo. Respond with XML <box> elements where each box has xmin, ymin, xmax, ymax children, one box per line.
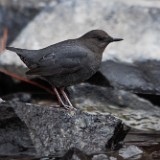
<box><xmin>97</xmin><ymin>37</ymin><xmax>105</xmax><ymax>41</ymax></box>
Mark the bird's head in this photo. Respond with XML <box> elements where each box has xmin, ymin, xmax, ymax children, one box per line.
<box><xmin>79</xmin><ymin>30</ymin><xmax>123</xmax><ymax>53</ymax></box>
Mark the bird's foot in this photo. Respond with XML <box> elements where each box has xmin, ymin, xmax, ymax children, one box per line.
<box><xmin>61</xmin><ymin>104</ymin><xmax>76</xmax><ymax>111</ymax></box>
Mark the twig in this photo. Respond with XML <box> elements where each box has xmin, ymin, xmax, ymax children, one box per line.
<box><xmin>0</xmin><ymin>27</ymin><xmax>8</xmax><ymax>53</ymax></box>
<box><xmin>0</xmin><ymin>68</ymin><xmax>53</xmax><ymax>95</ymax></box>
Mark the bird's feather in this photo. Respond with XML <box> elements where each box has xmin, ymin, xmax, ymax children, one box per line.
<box><xmin>25</xmin><ymin>41</ymin><xmax>90</xmax><ymax>76</ymax></box>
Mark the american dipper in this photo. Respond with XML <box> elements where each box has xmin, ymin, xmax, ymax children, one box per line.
<box><xmin>6</xmin><ymin>30</ymin><xmax>123</xmax><ymax>109</ymax></box>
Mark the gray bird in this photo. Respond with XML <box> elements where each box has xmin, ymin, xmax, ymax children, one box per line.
<box><xmin>6</xmin><ymin>30</ymin><xmax>123</xmax><ymax>109</ymax></box>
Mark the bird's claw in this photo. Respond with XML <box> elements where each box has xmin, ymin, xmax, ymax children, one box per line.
<box><xmin>61</xmin><ymin>104</ymin><xmax>76</xmax><ymax>111</ymax></box>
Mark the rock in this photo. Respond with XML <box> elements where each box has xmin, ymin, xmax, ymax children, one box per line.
<box><xmin>119</xmin><ymin>145</ymin><xmax>143</xmax><ymax>159</ymax></box>
<box><xmin>2</xmin><ymin>92</ymin><xmax>32</xmax><ymax>103</ymax></box>
<box><xmin>62</xmin><ymin>148</ymin><xmax>89</xmax><ymax>160</ymax></box>
<box><xmin>1</xmin><ymin>0</ymin><xmax>160</xmax><ymax>65</ymax></box>
<box><xmin>0</xmin><ymin>0</ymin><xmax>52</xmax><ymax>9</ymax></box>
<box><xmin>100</xmin><ymin>60</ymin><xmax>160</xmax><ymax>94</ymax></box>
<box><xmin>69</xmin><ymin>83</ymin><xmax>160</xmax><ymax>131</ymax></box>
<box><xmin>92</xmin><ymin>154</ymin><xmax>109</xmax><ymax>160</ymax></box>
<box><xmin>87</xmin><ymin>71</ymin><xmax>111</xmax><ymax>87</ymax></box>
<box><xmin>0</xmin><ymin>102</ymin><xmax>36</xmax><ymax>156</ymax></box>
<box><xmin>0</xmin><ymin>4</ymin><xmax>39</xmax><ymax>45</ymax></box>
<box><xmin>0</xmin><ymin>100</ymin><xmax>128</xmax><ymax>157</ymax></box>
<box><xmin>0</xmin><ymin>98</ymin><xmax>4</xmax><ymax>103</ymax></box>
<box><xmin>125</xmin><ymin>129</ymin><xmax>160</xmax><ymax>149</ymax></box>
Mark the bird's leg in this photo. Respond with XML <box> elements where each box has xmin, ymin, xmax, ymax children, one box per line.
<box><xmin>60</xmin><ymin>88</ymin><xmax>75</xmax><ymax>110</ymax></box>
<box><xmin>52</xmin><ymin>87</ymin><xmax>70</xmax><ymax>110</ymax></box>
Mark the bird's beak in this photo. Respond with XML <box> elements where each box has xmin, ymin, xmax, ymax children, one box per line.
<box><xmin>111</xmin><ymin>38</ymin><xmax>123</xmax><ymax>42</ymax></box>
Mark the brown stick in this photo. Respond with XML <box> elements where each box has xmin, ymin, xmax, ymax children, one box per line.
<box><xmin>0</xmin><ymin>28</ymin><xmax>8</xmax><ymax>53</ymax></box>
<box><xmin>0</xmin><ymin>68</ymin><xmax>53</xmax><ymax>95</ymax></box>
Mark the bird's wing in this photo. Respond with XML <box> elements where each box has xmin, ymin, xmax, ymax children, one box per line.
<box><xmin>26</xmin><ymin>45</ymin><xmax>89</xmax><ymax>76</ymax></box>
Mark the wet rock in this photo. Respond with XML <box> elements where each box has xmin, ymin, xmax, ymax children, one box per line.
<box><xmin>2</xmin><ymin>0</ymin><xmax>160</xmax><ymax>65</ymax></box>
<box><xmin>100</xmin><ymin>60</ymin><xmax>160</xmax><ymax>94</ymax></box>
<box><xmin>119</xmin><ymin>145</ymin><xmax>143</xmax><ymax>159</ymax></box>
<box><xmin>69</xmin><ymin>83</ymin><xmax>160</xmax><ymax>131</ymax></box>
<box><xmin>124</xmin><ymin>129</ymin><xmax>160</xmax><ymax>159</ymax></box>
<box><xmin>0</xmin><ymin>100</ymin><xmax>128</xmax><ymax>157</ymax></box>
<box><xmin>62</xmin><ymin>148</ymin><xmax>89</xmax><ymax>160</ymax></box>
<box><xmin>0</xmin><ymin>102</ymin><xmax>36</xmax><ymax>156</ymax></box>
<box><xmin>2</xmin><ymin>92</ymin><xmax>32</xmax><ymax>103</ymax></box>
<box><xmin>92</xmin><ymin>154</ymin><xmax>109</xmax><ymax>160</ymax></box>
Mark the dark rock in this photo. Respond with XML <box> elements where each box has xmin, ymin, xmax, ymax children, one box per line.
<box><xmin>100</xmin><ymin>60</ymin><xmax>160</xmax><ymax>94</ymax></box>
<box><xmin>135</xmin><ymin>60</ymin><xmax>160</xmax><ymax>87</ymax></box>
<box><xmin>69</xmin><ymin>83</ymin><xmax>160</xmax><ymax>131</ymax></box>
<box><xmin>125</xmin><ymin>129</ymin><xmax>160</xmax><ymax>148</ymax></box>
<box><xmin>86</xmin><ymin>71</ymin><xmax>111</xmax><ymax>87</ymax></box>
<box><xmin>2</xmin><ymin>92</ymin><xmax>32</xmax><ymax>103</ymax></box>
<box><xmin>0</xmin><ymin>100</ymin><xmax>128</xmax><ymax>157</ymax></box>
<box><xmin>62</xmin><ymin>148</ymin><xmax>89</xmax><ymax>160</ymax></box>
<box><xmin>124</xmin><ymin>129</ymin><xmax>160</xmax><ymax>160</ymax></box>
<box><xmin>0</xmin><ymin>72</ymin><xmax>15</xmax><ymax>96</ymax></box>
<box><xmin>0</xmin><ymin>101</ymin><xmax>36</xmax><ymax>156</ymax></box>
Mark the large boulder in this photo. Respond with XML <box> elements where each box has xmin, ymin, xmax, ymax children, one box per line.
<box><xmin>0</xmin><ymin>100</ymin><xmax>129</xmax><ymax>157</ymax></box>
<box><xmin>1</xmin><ymin>0</ymin><xmax>160</xmax><ymax>65</ymax></box>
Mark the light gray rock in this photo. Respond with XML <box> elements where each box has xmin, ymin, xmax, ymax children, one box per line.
<box><xmin>0</xmin><ymin>0</ymin><xmax>51</xmax><ymax>8</ymax></box>
<box><xmin>92</xmin><ymin>154</ymin><xmax>109</xmax><ymax>160</ymax></box>
<box><xmin>0</xmin><ymin>98</ymin><xmax>4</xmax><ymax>103</ymax></box>
<box><xmin>1</xmin><ymin>0</ymin><xmax>160</xmax><ymax>65</ymax></box>
<box><xmin>119</xmin><ymin>145</ymin><xmax>143</xmax><ymax>159</ymax></box>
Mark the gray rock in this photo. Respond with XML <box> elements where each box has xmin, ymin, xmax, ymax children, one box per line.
<box><xmin>0</xmin><ymin>0</ymin><xmax>51</xmax><ymax>9</ymax></box>
<box><xmin>100</xmin><ymin>60</ymin><xmax>160</xmax><ymax>94</ymax></box>
<box><xmin>1</xmin><ymin>0</ymin><xmax>160</xmax><ymax>65</ymax></box>
<box><xmin>119</xmin><ymin>145</ymin><xmax>143</xmax><ymax>159</ymax></box>
<box><xmin>0</xmin><ymin>3</ymin><xmax>39</xmax><ymax>45</ymax></box>
<box><xmin>0</xmin><ymin>100</ymin><xmax>128</xmax><ymax>157</ymax></box>
<box><xmin>92</xmin><ymin>154</ymin><xmax>109</xmax><ymax>160</ymax></box>
<box><xmin>0</xmin><ymin>98</ymin><xmax>4</xmax><ymax>103</ymax></box>
<box><xmin>69</xmin><ymin>83</ymin><xmax>160</xmax><ymax>131</ymax></box>
<box><xmin>0</xmin><ymin>102</ymin><xmax>36</xmax><ymax>156</ymax></box>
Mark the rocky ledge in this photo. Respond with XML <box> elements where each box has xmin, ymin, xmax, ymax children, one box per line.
<box><xmin>0</xmin><ymin>100</ymin><xmax>129</xmax><ymax>158</ymax></box>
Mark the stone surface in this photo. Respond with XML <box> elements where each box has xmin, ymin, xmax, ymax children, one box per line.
<box><xmin>0</xmin><ymin>0</ymin><xmax>51</xmax><ymax>8</ymax></box>
<box><xmin>1</xmin><ymin>0</ymin><xmax>160</xmax><ymax>65</ymax></box>
<box><xmin>0</xmin><ymin>4</ymin><xmax>39</xmax><ymax>45</ymax></box>
<box><xmin>69</xmin><ymin>83</ymin><xmax>160</xmax><ymax>131</ymax></box>
<box><xmin>119</xmin><ymin>145</ymin><xmax>143</xmax><ymax>159</ymax></box>
<box><xmin>92</xmin><ymin>154</ymin><xmax>109</xmax><ymax>160</ymax></box>
<box><xmin>100</xmin><ymin>60</ymin><xmax>160</xmax><ymax>94</ymax></box>
<box><xmin>0</xmin><ymin>101</ymin><xmax>36</xmax><ymax>156</ymax></box>
<box><xmin>0</xmin><ymin>100</ymin><xmax>128</xmax><ymax>157</ymax></box>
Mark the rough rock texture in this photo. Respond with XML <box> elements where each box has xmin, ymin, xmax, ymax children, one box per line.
<box><xmin>100</xmin><ymin>60</ymin><xmax>160</xmax><ymax>94</ymax></box>
<box><xmin>119</xmin><ymin>145</ymin><xmax>143</xmax><ymax>159</ymax></box>
<box><xmin>0</xmin><ymin>100</ymin><xmax>129</xmax><ymax>157</ymax></box>
<box><xmin>0</xmin><ymin>0</ymin><xmax>52</xmax><ymax>8</ymax></box>
<box><xmin>69</xmin><ymin>83</ymin><xmax>160</xmax><ymax>131</ymax></box>
<box><xmin>0</xmin><ymin>101</ymin><xmax>36</xmax><ymax>156</ymax></box>
<box><xmin>1</xmin><ymin>0</ymin><xmax>160</xmax><ymax>65</ymax></box>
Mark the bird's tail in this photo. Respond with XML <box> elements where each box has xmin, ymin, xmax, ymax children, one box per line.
<box><xmin>6</xmin><ymin>46</ymin><xmax>24</xmax><ymax>55</ymax></box>
<box><xmin>6</xmin><ymin>46</ymin><xmax>32</xmax><ymax>67</ymax></box>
